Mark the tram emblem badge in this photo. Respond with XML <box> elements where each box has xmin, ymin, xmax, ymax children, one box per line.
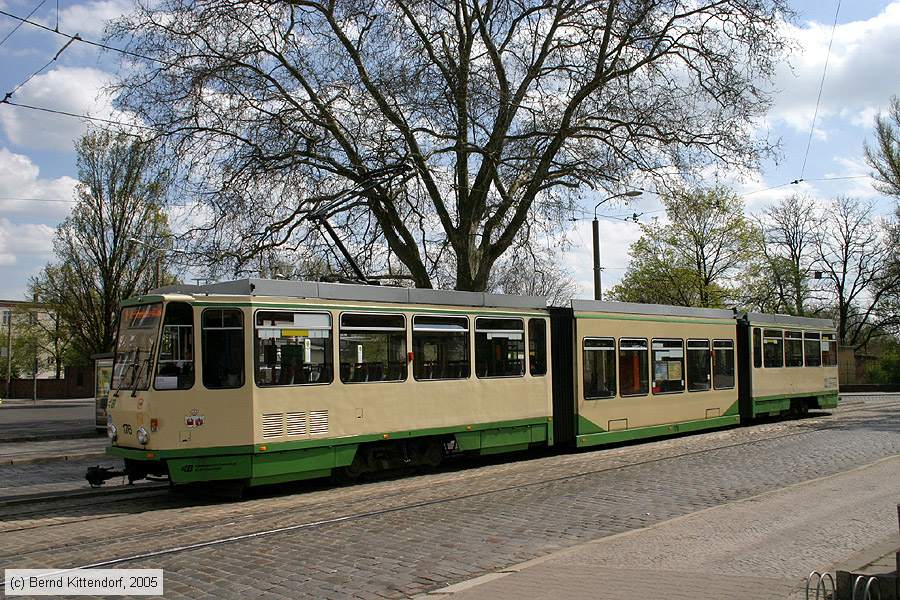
<box><xmin>185</xmin><ymin>409</ymin><xmax>205</xmax><ymax>428</ymax></box>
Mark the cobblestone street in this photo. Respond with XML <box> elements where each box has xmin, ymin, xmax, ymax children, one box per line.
<box><xmin>2</xmin><ymin>394</ymin><xmax>899</xmax><ymax>599</ymax></box>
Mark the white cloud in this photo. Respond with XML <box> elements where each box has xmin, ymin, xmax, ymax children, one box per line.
<box><xmin>0</xmin><ymin>147</ymin><xmax>77</xmax><ymax>219</ymax></box>
<box><xmin>770</xmin><ymin>3</ymin><xmax>900</xmax><ymax>135</ymax></box>
<box><xmin>0</xmin><ymin>66</ymin><xmax>122</xmax><ymax>151</ymax></box>
<box><xmin>0</xmin><ymin>218</ymin><xmax>55</xmax><ymax>266</ymax></box>
<box><xmin>54</xmin><ymin>0</ymin><xmax>132</xmax><ymax>38</ymax></box>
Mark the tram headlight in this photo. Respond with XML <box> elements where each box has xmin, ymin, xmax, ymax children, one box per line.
<box><xmin>107</xmin><ymin>423</ymin><xmax>117</xmax><ymax>442</ymax></box>
<box><xmin>137</xmin><ymin>426</ymin><xmax>149</xmax><ymax>445</ymax></box>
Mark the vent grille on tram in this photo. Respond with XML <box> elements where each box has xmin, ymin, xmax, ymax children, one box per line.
<box><xmin>286</xmin><ymin>412</ymin><xmax>307</xmax><ymax>436</ymax></box>
<box><xmin>309</xmin><ymin>410</ymin><xmax>329</xmax><ymax>435</ymax></box>
<box><xmin>262</xmin><ymin>413</ymin><xmax>284</xmax><ymax>438</ymax></box>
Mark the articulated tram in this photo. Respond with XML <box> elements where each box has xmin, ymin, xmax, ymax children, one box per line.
<box><xmin>94</xmin><ymin>279</ymin><xmax>838</xmax><ymax>488</ymax></box>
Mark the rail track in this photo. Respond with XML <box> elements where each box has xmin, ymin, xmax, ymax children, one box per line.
<box><xmin>0</xmin><ymin>396</ymin><xmax>888</xmax><ymax>526</ymax></box>
<box><xmin>3</xmin><ymin>396</ymin><xmax>895</xmax><ymax>589</ymax></box>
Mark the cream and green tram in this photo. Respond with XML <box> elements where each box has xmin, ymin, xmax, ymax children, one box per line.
<box><xmin>549</xmin><ymin>301</ymin><xmax>741</xmax><ymax>448</ymax></box>
<box><xmin>104</xmin><ymin>279</ymin><xmax>554</xmax><ymax>487</ymax></box>
<box><xmin>736</xmin><ymin>313</ymin><xmax>839</xmax><ymax>418</ymax></box>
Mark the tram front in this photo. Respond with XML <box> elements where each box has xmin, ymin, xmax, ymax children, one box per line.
<box><xmin>91</xmin><ymin>293</ymin><xmax>251</xmax><ymax>488</ymax></box>
<box><xmin>94</xmin><ymin>296</ymin><xmax>198</xmax><ymax>484</ymax></box>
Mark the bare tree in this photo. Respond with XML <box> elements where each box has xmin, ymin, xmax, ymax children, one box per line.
<box><xmin>865</xmin><ymin>96</ymin><xmax>900</xmax><ymax>199</ymax></box>
<box><xmin>756</xmin><ymin>194</ymin><xmax>819</xmax><ymax>315</ymax></box>
<box><xmin>33</xmin><ymin>129</ymin><xmax>173</xmax><ymax>364</ymax></box>
<box><xmin>488</xmin><ymin>242</ymin><xmax>578</xmax><ymax>307</ymax></box>
<box><xmin>111</xmin><ymin>0</ymin><xmax>790</xmax><ymax>290</ymax></box>
<box><xmin>813</xmin><ymin>197</ymin><xmax>900</xmax><ymax>349</ymax></box>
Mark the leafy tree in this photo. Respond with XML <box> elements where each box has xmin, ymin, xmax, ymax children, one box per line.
<box><xmin>865</xmin><ymin>96</ymin><xmax>900</xmax><ymax>198</ymax></box>
<box><xmin>32</xmin><ymin>129</ymin><xmax>174</xmax><ymax>364</ymax></box>
<box><xmin>609</xmin><ymin>186</ymin><xmax>759</xmax><ymax>307</ymax></box>
<box><xmin>110</xmin><ymin>0</ymin><xmax>790</xmax><ymax>290</ymax></box>
<box><xmin>8</xmin><ymin>303</ymin><xmax>69</xmax><ymax>379</ymax></box>
<box><xmin>865</xmin><ymin>339</ymin><xmax>900</xmax><ymax>385</ymax></box>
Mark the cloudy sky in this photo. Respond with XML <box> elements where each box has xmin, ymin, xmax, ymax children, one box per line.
<box><xmin>0</xmin><ymin>0</ymin><xmax>898</xmax><ymax>300</ymax></box>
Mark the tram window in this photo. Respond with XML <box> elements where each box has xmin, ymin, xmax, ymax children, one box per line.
<box><xmin>784</xmin><ymin>331</ymin><xmax>803</xmax><ymax>367</ymax></box>
<box><xmin>753</xmin><ymin>327</ymin><xmax>762</xmax><ymax>368</ymax></box>
<box><xmin>113</xmin><ymin>303</ymin><xmax>162</xmax><ymax>391</ymax></box>
<box><xmin>652</xmin><ymin>339</ymin><xmax>685</xmax><ymax>394</ymax></box>
<box><xmin>619</xmin><ymin>338</ymin><xmax>649</xmax><ymax>396</ymax></box>
<box><xmin>529</xmin><ymin>319</ymin><xmax>548</xmax><ymax>376</ymax></box>
<box><xmin>155</xmin><ymin>301</ymin><xmax>194</xmax><ymax>390</ymax></box>
<box><xmin>821</xmin><ymin>333</ymin><xmax>838</xmax><ymax>366</ymax></box>
<box><xmin>255</xmin><ymin>311</ymin><xmax>332</xmax><ymax>386</ymax></box>
<box><xmin>763</xmin><ymin>329</ymin><xmax>784</xmax><ymax>368</ymax></box>
<box><xmin>475</xmin><ymin>317</ymin><xmax>525</xmax><ymax>378</ymax></box>
<box><xmin>202</xmin><ymin>308</ymin><xmax>245</xmax><ymax>389</ymax></box>
<box><xmin>686</xmin><ymin>339</ymin><xmax>711</xmax><ymax>392</ymax></box>
<box><xmin>804</xmin><ymin>332</ymin><xmax>822</xmax><ymax>367</ymax></box>
<box><xmin>339</xmin><ymin>313</ymin><xmax>407</xmax><ymax>383</ymax></box>
<box><xmin>583</xmin><ymin>338</ymin><xmax>616</xmax><ymax>399</ymax></box>
<box><xmin>412</xmin><ymin>315</ymin><xmax>469</xmax><ymax>381</ymax></box>
<box><xmin>712</xmin><ymin>339</ymin><xmax>735</xmax><ymax>389</ymax></box>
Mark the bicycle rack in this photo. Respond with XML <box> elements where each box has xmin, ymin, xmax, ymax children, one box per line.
<box><xmin>806</xmin><ymin>571</ymin><xmax>836</xmax><ymax>600</ymax></box>
<box><xmin>851</xmin><ymin>575</ymin><xmax>882</xmax><ymax>600</ymax></box>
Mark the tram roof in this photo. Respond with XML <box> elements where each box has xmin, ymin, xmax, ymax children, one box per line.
<box><xmin>150</xmin><ymin>278</ymin><xmax>548</xmax><ymax>310</ymax></box>
<box><xmin>743</xmin><ymin>312</ymin><xmax>834</xmax><ymax>329</ymax></box>
<box><xmin>571</xmin><ymin>299</ymin><xmax>736</xmax><ymax>320</ymax></box>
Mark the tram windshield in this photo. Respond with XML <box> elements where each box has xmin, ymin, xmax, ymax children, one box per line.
<box><xmin>113</xmin><ymin>303</ymin><xmax>162</xmax><ymax>390</ymax></box>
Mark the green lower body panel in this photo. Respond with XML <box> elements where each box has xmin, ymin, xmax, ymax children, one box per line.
<box><xmin>454</xmin><ymin>423</ymin><xmax>548</xmax><ymax>456</ymax></box>
<box><xmin>248</xmin><ymin>444</ymin><xmax>358</xmax><ymax>487</ymax></box>
<box><xmin>107</xmin><ymin>417</ymin><xmax>552</xmax><ymax>485</ymax></box>
<box><xmin>167</xmin><ymin>455</ymin><xmax>251</xmax><ymax>484</ymax></box>
<box><xmin>751</xmin><ymin>392</ymin><xmax>840</xmax><ymax>417</ymax></box>
<box><xmin>816</xmin><ymin>393</ymin><xmax>839</xmax><ymax>409</ymax></box>
<box><xmin>753</xmin><ymin>397</ymin><xmax>791</xmax><ymax>417</ymax></box>
<box><xmin>575</xmin><ymin>414</ymin><xmax>740</xmax><ymax>448</ymax></box>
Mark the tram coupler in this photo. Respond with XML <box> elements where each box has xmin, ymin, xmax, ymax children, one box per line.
<box><xmin>85</xmin><ymin>465</ymin><xmax>126</xmax><ymax>488</ymax></box>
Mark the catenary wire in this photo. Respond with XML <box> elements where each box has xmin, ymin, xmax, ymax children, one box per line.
<box><xmin>0</xmin><ymin>0</ymin><xmax>45</xmax><ymax>48</ymax></box>
<box><xmin>0</xmin><ymin>99</ymin><xmax>154</xmax><ymax>131</ymax></box>
<box><xmin>2</xmin><ymin>36</ymin><xmax>77</xmax><ymax>103</ymax></box>
<box><xmin>0</xmin><ymin>7</ymin><xmax>182</xmax><ymax>68</ymax></box>
<box><xmin>800</xmin><ymin>0</ymin><xmax>842</xmax><ymax>179</ymax></box>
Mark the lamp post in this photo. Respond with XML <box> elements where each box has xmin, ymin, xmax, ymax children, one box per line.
<box><xmin>592</xmin><ymin>190</ymin><xmax>643</xmax><ymax>301</ymax></box>
<box><xmin>128</xmin><ymin>237</ymin><xmax>185</xmax><ymax>289</ymax></box>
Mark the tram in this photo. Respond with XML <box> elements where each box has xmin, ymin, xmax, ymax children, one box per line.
<box><xmin>92</xmin><ymin>279</ymin><xmax>838</xmax><ymax>488</ymax></box>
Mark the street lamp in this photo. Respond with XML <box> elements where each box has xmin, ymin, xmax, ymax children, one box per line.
<box><xmin>592</xmin><ymin>190</ymin><xmax>643</xmax><ymax>301</ymax></box>
<box><xmin>128</xmin><ymin>237</ymin><xmax>186</xmax><ymax>288</ymax></box>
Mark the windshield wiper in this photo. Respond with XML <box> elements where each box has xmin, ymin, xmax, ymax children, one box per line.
<box><xmin>113</xmin><ymin>358</ymin><xmax>138</xmax><ymax>398</ymax></box>
<box><xmin>131</xmin><ymin>341</ymin><xmax>156</xmax><ymax>397</ymax></box>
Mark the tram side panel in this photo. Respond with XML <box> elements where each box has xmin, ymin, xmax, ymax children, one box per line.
<box><xmin>108</xmin><ymin>296</ymin><xmax>555</xmax><ymax>487</ymax></box>
<box><xmin>571</xmin><ymin>305</ymin><xmax>740</xmax><ymax>448</ymax></box>
<box><xmin>244</xmin><ymin>301</ymin><xmax>554</xmax><ymax>486</ymax></box>
<box><xmin>742</xmin><ymin>314</ymin><xmax>839</xmax><ymax>418</ymax></box>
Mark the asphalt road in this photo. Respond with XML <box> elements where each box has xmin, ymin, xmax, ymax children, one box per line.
<box><xmin>0</xmin><ymin>399</ymin><xmax>99</xmax><ymax>441</ymax></box>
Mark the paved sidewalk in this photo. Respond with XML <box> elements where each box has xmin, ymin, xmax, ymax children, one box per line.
<box><xmin>426</xmin><ymin>454</ymin><xmax>900</xmax><ymax>600</ymax></box>
<box><xmin>0</xmin><ymin>437</ymin><xmax>108</xmax><ymax>465</ymax></box>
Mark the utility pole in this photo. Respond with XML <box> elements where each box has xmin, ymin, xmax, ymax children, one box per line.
<box><xmin>592</xmin><ymin>191</ymin><xmax>643</xmax><ymax>301</ymax></box>
<box><xmin>29</xmin><ymin>307</ymin><xmax>37</xmax><ymax>404</ymax></box>
<box><xmin>592</xmin><ymin>219</ymin><xmax>602</xmax><ymax>301</ymax></box>
<box><xmin>4</xmin><ymin>308</ymin><xmax>11</xmax><ymax>399</ymax></box>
